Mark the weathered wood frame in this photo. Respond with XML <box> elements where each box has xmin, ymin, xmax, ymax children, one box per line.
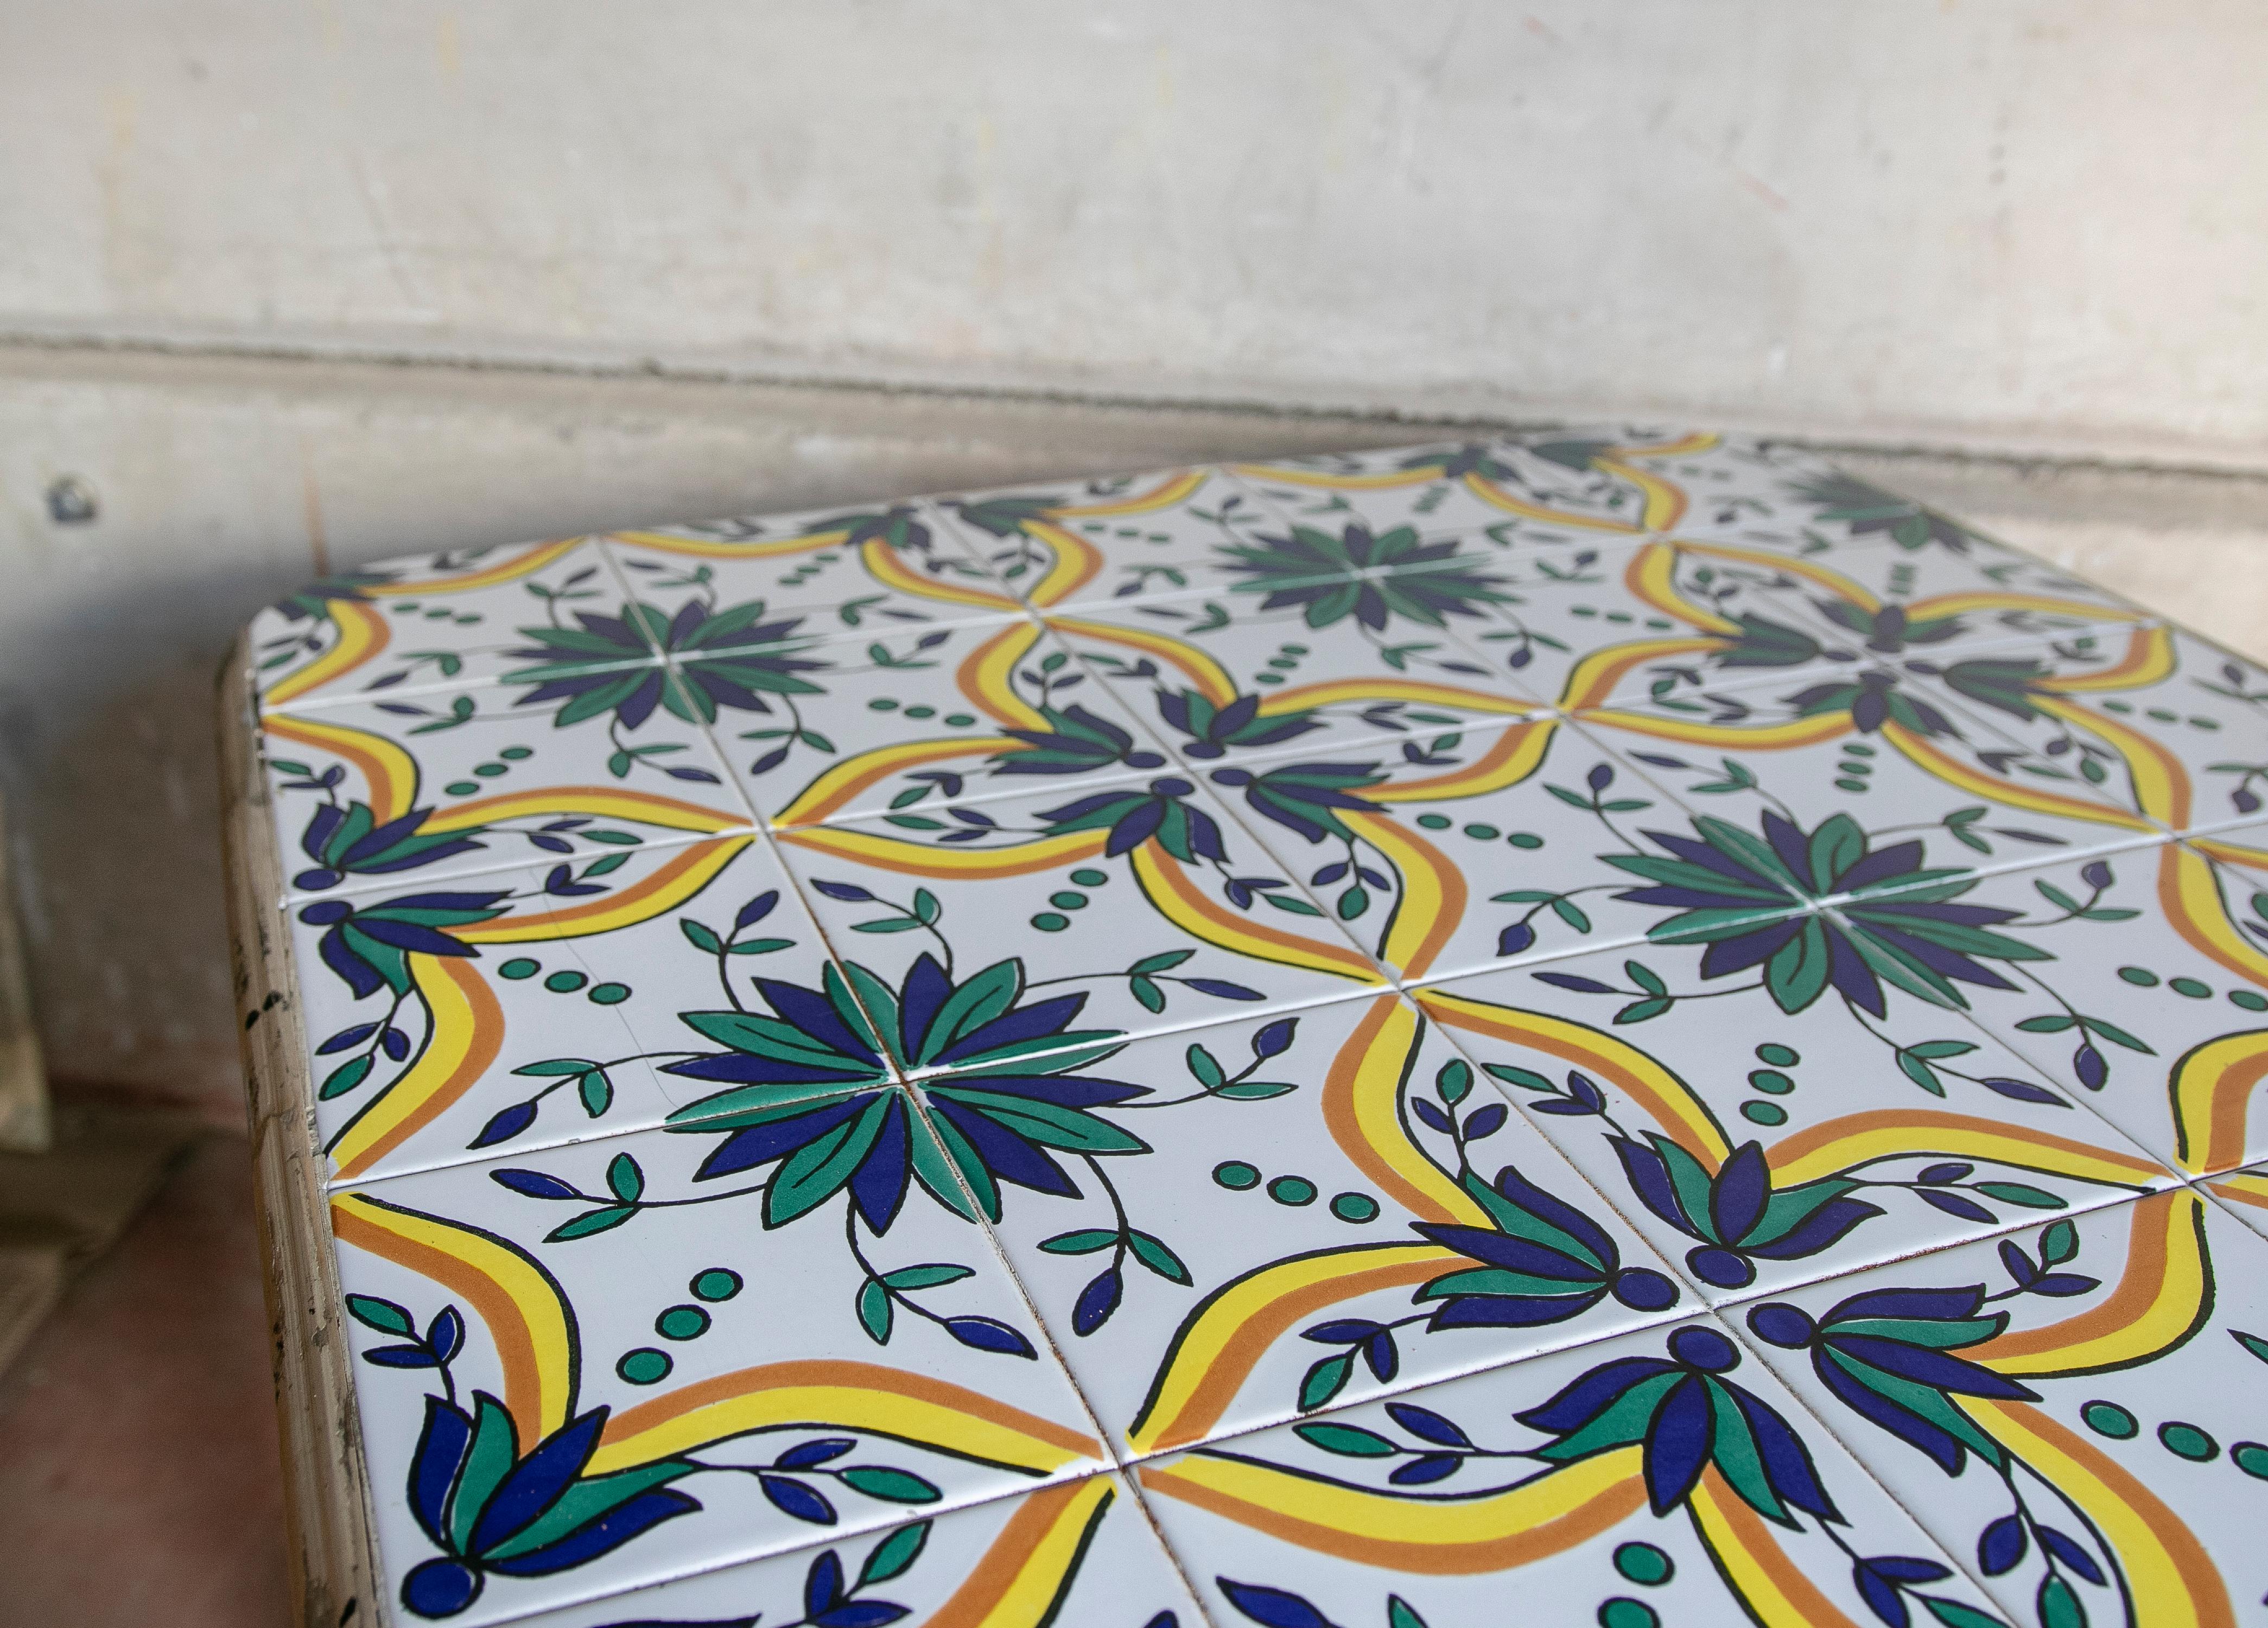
<box><xmin>218</xmin><ymin>635</ymin><xmax>385</xmax><ymax>1628</ymax></box>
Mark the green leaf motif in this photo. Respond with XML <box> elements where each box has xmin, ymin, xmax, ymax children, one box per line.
<box><xmin>319</xmin><ymin>1054</ymin><xmax>374</xmax><ymax>1100</ymax></box>
<box><xmin>856</xmin><ymin>1279</ymin><xmax>894</xmax><ymax>1345</ymax></box>
<box><xmin>880</xmin><ymin>1263</ymin><xmax>974</xmax><ymax>1290</ymax></box>
<box><xmin>548</xmin><ymin>1205</ymin><xmax>634</xmax><ymax>1242</ymax></box>
<box><xmin>1294</xmin><ymin>1421</ymin><xmax>1397</xmax><ymax>1457</ymax></box>
<box><xmin>1127</xmin><ymin>1231</ymin><xmax>1192</xmax><ymax>1284</ymax></box>
<box><xmin>345</xmin><ymin>1295</ymin><xmax>415</xmax><ymax>1337</ymax></box>
<box><xmin>1973</xmin><ymin>1182</ymin><xmax>2064</xmax><ymax>1210</ymax></box>
<box><xmin>1040</xmin><ymin>1230</ymin><xmax>1120</xmax><ymax>1256</ymax></box>
<box><xmin>680</xmin><ymin>919</ymin><xmax>725</xmax><ymax>955</ymax></box>
<box><xmin>606</xmin><ymin>1153</ymin><xmax>644</xmax><ymax>1203</ymax></box>
<box><xmin>859</xmin><ymin>1519</ymin><xmax>930</xmax><ymax>1586</ymax></box>
<box><xmin>1186</xmin><ymin>1045</ymin><xmax>1227</xmax><ymax>1090</ymax></box>
<box><xmin>1388</xmin><ymin>1597</ymin><xmax>1431</xmax><ymax>1628</ymax></box>
<box><xmin>1299</xmin><ymin>1351</ymin><xmax>1355</xmax><ymax>1411</ymax></box>
<box><xmin>579</xmin><ymin>1070</ymin><xmax>613</xmax><ymax>1117</ymax></box>
<box><xmin>840</xmin><ymin>1465</ymin><xmax>943</xmax><ymax>1504</ymax></box>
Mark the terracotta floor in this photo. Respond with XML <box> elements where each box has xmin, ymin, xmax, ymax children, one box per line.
<box><xmin>0</xmin><ymin>1134</ymin><xmax>289</xmax><ymax>1628</ymax></box>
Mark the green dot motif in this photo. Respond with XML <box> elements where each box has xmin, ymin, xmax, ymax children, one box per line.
<box><xmin>1613</xmin><ymin>1542</ymin><xmax>1674</xmax><ymax>1586</ymax></box>
<box><xmin>500</xmin><ymin>958</ymin><xmax>541</xmax><ymax>980</ymax></box>
<box><xmin>1742</xmin><ymin>1102</ymin><xmax>1788</xmax><ymax>1126</ymax></box>
<box><xmin>657</xmin><ymin>1305</ymin><xmax>711</xmax><ymax>1341</ymax></box>
<box><xmin>1755</xmin><ymin>1044</ymin><xmax>1799</xmax><ymax>1066</ymax></box>
<box><xmin>589</xmin><ymin>982</ymin><xmax>631</xmax><ymax>1005</ymax></box>
<box><xmin>2082</xmin><ymin>1401</ymin><xmax>2138</xmax><ymax>1439</ymax></box>
<box><xmin>691</xmin><ymin>1269</ymin><xmax>742</xmax><ymax>1302</ymax></box>
<box><xmin>1598</xmin><ymin>1600</ymin><xmax>1658</xmax><ymax>1628</ymax></box>
<box><xmin>618</xmin><ymin>1349</ymin><xmax>672</xmax><ymax>1384</ymax></box>
<box><xmin>1329</xmin><ymin>1193</ymin><xmax>1380</xmax><ymax>1224</ymax></box>
<box><xmin>1214</xmin><ymin>1161</ymin><xmax>1260</xmax><ymax>1190</ymax></box>
<box><xmin>1267</xmin><ymin>1176</ymin><xmax>1317</xmax><ymax>1206</ymax></box>
<box><xmin>1416</xmin><ymin>814</ymin><xmax>1452</xmax><ymax>830</ymax></box>
<box><xmin>1031</xmin><ymin>912</ymin><xmax>1070</xmax><ymax>932</ymax></box>
<box><xmin>2158</xmin><ymin>1421</ymin><xmax>2218</xmax><ymax>1461</ymax></box>
<box><xmin>1069</xmin><ymin>869</ymin><xmax>1109</xmax><ymax>886</ymax></box>
<box><xmin>2233</xmin><ymin>1442</ymin><xmax>2268</xmax><ymax>1480</ymax></box>
<box><xmin>545</xmin><ymin>970</ymin><xmax>588</xmax><ymax>994</ymax></box>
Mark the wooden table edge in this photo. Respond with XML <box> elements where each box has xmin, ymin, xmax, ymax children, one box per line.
<box><xmin>217</xmin><ymin>635</ymin><xmax>386</xmax><ymax>1628</ymax></box>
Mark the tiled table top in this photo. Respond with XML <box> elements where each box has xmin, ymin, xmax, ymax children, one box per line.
<box><xmin>232</xmin><ymin>431</ymin><xmax>2268</xmax><ymax>1627</ymax></box>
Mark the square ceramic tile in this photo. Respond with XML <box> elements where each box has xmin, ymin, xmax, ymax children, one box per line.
<box><xmin>1140</xmin><ymin>1312</ymin><xmax>2011</xmax><ymax>1628</ymax></box>
<box><xmin>252</xmin><ymin>538</ymin><xmax>651</xmax><ymax>711</ymax></box>
<box><xmin>1575</xmin><ymin>666</ymin><xmax>2169</xmax><ymax>882</ymax></box>
<box><xmin>1046</xmin><ymin>583</ymin><xmax>1536</xmax><ymax>770</ymax></box>
<box><xmin>1737</xmin><ymin>1189</ymin><xmax>2268</xmax><ymax>1628</ymax></box>
<box><xmin>1185</xmin><ymin>715</ymin><xmax>1800</xmax><ymax>986</ymax></box>
<box><xmin>955</xmin><ymin>993</ymin><xmax>1689</xmax><ymax>1457</ymax></box>
<box><xmin>1894</xmin><ymin>624</ymin><xmax>2268</xmax><ymax>840</ymax></box>
<box><xmin>520</xmin><ymin>1470</ymin><xmax>1200</xmax><ymax>1627</ymax></box>
<box><xmin>1934</xmin><ymin>838</ymin><xmax>2268</xmax><ymax>1175</ymax></box>
<box><xmin>772</xmin><ymin>780</ymin><xmax>1390</xmax><ymax>1058</ymax></box>
<box><xmin>696</xmin><ymin>614</ymin><xmax>1191</xmax><ymax>830</ymax></box>
<box><xmin>1410</xmin><ymin>937</ymin><xmax>2175</xmax><ymax>1303</ymax></box>
<box><xmin>329</xmin><ymin>1115</ymin><xmax>1108</xmax><ymax>1625</ymax></box>
<box><xmin>284</xmin><ymin>833</ymin><xmax>858</xmax><ymax>1186</ymax></box>
<box><xmin>1454</xmin><ymin>536</ymin><xmax>1849</xmax><ymax>711</ymax></box>
<box><xmin>1680</xmin><ymin>458</ymin><xmax>2031</xmax><ymax>558</ymax></box>
<box><xmin>933</xmin><ymin>464</ymin><xmax>1291</xmax><ymax>611</ymax></box>
<box><xmin>1766</xmin><ymin>524</ymin><xmax>2143</xmax><ymax>660</ymax></box>
<box><xmin>604</xmin><ymin>497</ymin><xmax>1023</xmax><ymax>630</ymax></box>
<box><xmin>1230</xmin><ymin>429</ymin><xmax>1804</xmax><ymax>546</ymax></box>
<box><xmin>263</xmin><ymin>672</ymin><xmax>755</xmax><ymax>901</ymax></box>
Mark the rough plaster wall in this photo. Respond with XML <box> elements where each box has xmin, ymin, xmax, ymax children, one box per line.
<box><xmin>4</xmin><ymin>0</ymin><xmax>2265</xmax><ymax>460</ymax></box>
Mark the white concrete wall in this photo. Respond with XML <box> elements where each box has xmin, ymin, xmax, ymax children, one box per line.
<box><xmin>5</xmin><ymin>0</ymin><xmax>2265</xmax><ymax>462</ymax></box>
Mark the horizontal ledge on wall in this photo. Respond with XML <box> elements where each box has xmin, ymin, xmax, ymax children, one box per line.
<box><xmin>3</xmin><ymin>318</ymin><xmax>2265</xmax><ymax>487</ymax></box>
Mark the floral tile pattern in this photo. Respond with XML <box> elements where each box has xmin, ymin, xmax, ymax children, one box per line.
<box><xmin>233</xmin><ymin>431</ymin><xmax>2268</xmax><ymax>1625</ymax></box>
<box><xmin>1140</xmin><ymin>1312</ymin><xmax>2013</xmax><ymax>1628</ymax></box>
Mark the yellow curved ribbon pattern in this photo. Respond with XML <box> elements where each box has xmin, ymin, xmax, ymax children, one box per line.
<box><xmin>1138</xmin><ymin>1446</ymin><xmax>1645</xmax><ymax>1572</ymax></box>
<box><xmin>331</xmin><ymin>1190</ymin><xmax>579</xmax><ymax>1441</ymax></box>
<box><xmin>1973</xmin><ymin>1190</ymin><xmax>2212</xmax><ymax>1378</ymax></box>
<box><xmin>328</xmin><ymin>954</ymin><xmax>501</xmax><ymax>1180</ymax></box>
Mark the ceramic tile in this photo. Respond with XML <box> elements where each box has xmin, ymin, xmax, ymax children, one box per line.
<box><xmin>1452</xmin><ymin>536</ymin><xmax>1847</xmax><ymax>710</ymax></box>
<box><xmin>603</xmin><ymin>497</ymin><xmax>1022</xmax><ymax>630</ymax></box>
<box><xmin>263</xmin><ymin>672</ymin><xmax>755</xmax><ymax>902</ymax></box>
<box><xmin>235</xmin><ymin>437</ymin><xmax>2268</xmax><ymax>1628</ymax></box>
<box><xmin>697</xmin><ymin>614</ymin><xmax>1187</xmax><ymax>830</ymax></box>
<box><xmin>1044</xmin><ymin>582</ymin><xmax>1536</xmax><ymax>770</ymax></box>
<box><xmin>1230</xmin><ymin>428</ymin><xmax>1823</xmax><ymax>548</ymax></box>
<box><xmin>771</xmin><ymin>779</ymin><xmax>1390</xmax><ymax>1059</ymax></box>
<box><xmin>1927</xmin><ymin>838</ymin><xmax>2268</xmax><ymax>1176</ymax></box>
<box><xmin>1885</xmin><ymin>624</ymin><xmax>2268</xmax><ymax>840</ymax></box>
<box><xmin>1676</xmin><ymin>456</ymin><xmax>2030</xmax><ymax>557</ymax></box>
<box><xmin>251</xmin><ymin>538</ymin><xmax>652</xmax><ymax>712</ymax></box>
<box><xmin>1410</xmin><ymin>938</ymin><xmax>2176</xmax><ymax>1305</ymax></box>
<box><xmin>1766</xmin><ymin>525</ymin><xmax>2143</xmax><ymax>659</ymax></box>
<box><xmin>1185</xmin><ymin>714</ymin><xmax>1800</xmax><ymax>986</ymax></box>
<box><xmin>932</xmin><ymin>463</ymin><xmax>1290</xmax><ymax>611</ymax></box>
<box><xmin>519</xmin><ymin>1470</ymin><xmax>1200</xmax><ymax>1627</ymax></box>
<box><xmin>329</xmin><ymin>1116</ymin><xmax>1108</xmax><ymax>1626</ymax></box>
<box><xmin>956</xmin><ymin>992</ymin><xmax>1689</xmax><ymax>1457</ymax></box>
<box><xmin>1575</xmin><ymin>670</ymin><xmax>2169</xmax><ymax>883</ymax></box>
<box><xmin>1737</xmin><ymin>1189</ymin><xmax>2268</xmax><ymax>1627</ymax></box>
<box><xmin>1140</xmin><ymin>1312</ymin><xmax>2011</xmax><ymax>1628</ymax></box>
<box><xmin>283</xmin><ymin>833</ymin><xmax>859</xmax><ymax>1186</ymax></box>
